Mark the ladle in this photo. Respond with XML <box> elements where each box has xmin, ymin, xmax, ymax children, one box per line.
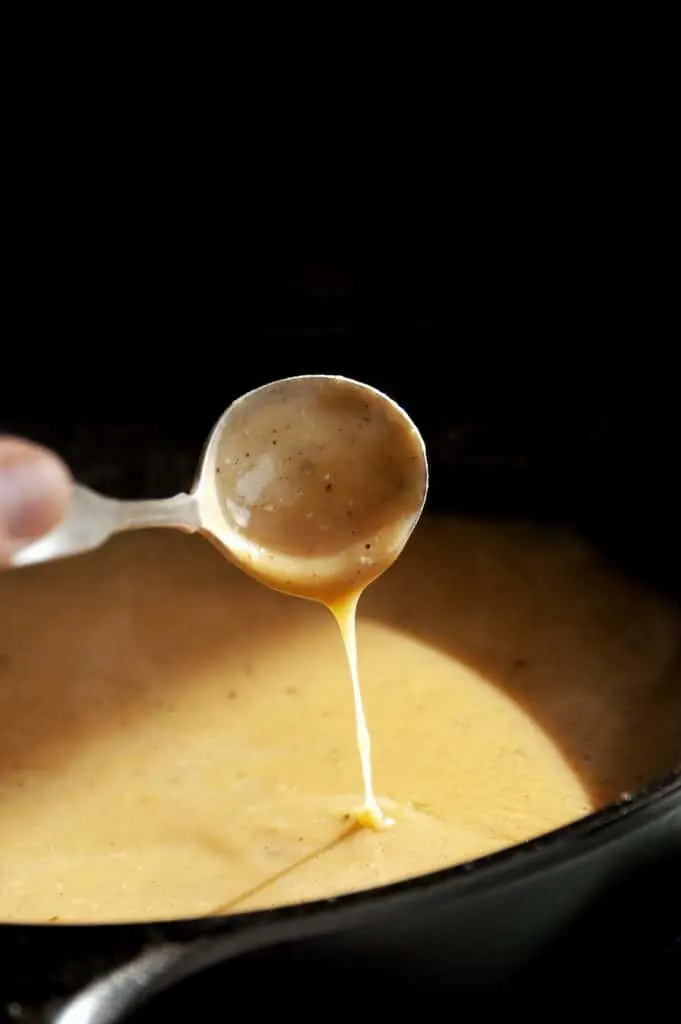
<box><xmin>11</xmin><ymin>375</ymin><xmax>429</xmax><ymax>603</ymax></box>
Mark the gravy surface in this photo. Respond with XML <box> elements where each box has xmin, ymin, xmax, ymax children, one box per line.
<box><xmin>1</xmin><ymin>516</ymin><xmax>681</xmax><ymax>923</ymax></box>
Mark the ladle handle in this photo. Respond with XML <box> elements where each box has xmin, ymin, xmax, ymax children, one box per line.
<box><xmin>9</xmin><ymin>484</ymin><xmax>201</xmax><ymax>569</ymax></box>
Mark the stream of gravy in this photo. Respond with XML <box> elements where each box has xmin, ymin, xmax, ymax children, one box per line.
<box><xmin>207</xmin><ymin>377</ymin><xmax>427</xmax><ymax>830</ymax></box>
<box><xmin>2</xmin><ymin>517</ymin><xmax>681</xmax><ymax>923</ymax></box>
<box><xmin>330</xmin><ymin>595</ymin><xmax>393</xmax><ymax>829</ymax></box>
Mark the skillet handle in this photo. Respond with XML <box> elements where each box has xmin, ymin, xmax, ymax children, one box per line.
<box><xmin>50</xmin><ymin>942</ymin><xmax>188</xmax><ymax>1024</ymax></box>
<box><xmin>0</xmin><ymin>925</ymin><xmax>184</xmax><ymax>1024</ymax></box>
<box><xmin>0</xmin><ymin>905</ymin><xmax>361</xmax><ymax>1024</ymax></box>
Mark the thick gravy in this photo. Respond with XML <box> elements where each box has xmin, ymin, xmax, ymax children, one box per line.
<box><xmin>1</xmin><ymin>516</ymin><xmax>681</xmax><ymax>923</ymax></box>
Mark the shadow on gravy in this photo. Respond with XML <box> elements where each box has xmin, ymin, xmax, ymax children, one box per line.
<box><xmin>363</xmin><ymin>515</ymin><xmax>681</xmax><ymax>809</ymax></box>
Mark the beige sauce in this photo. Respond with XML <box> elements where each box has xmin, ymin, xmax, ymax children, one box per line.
<box><xmin>1</xmin><ymin>516</ymin><xmax>681</xmax><ymax>923</ymax></box>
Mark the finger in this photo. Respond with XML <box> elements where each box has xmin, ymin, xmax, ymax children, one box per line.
<box><xmin>0</xmin><ymin>438</ymin><xmax>73</xmax><ymax>565</ymax></box>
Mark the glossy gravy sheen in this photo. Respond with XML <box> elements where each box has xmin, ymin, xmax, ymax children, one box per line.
<box><xmin>1</xmin><ymin>517</ymin><xmax>681</xmax><ymax>923</ymax></box>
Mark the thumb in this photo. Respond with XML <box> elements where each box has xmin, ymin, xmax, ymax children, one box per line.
<box><xmin>0</xmin><ymin>437</ymin><xmax>73</xmax><ymax>565</ymax></box>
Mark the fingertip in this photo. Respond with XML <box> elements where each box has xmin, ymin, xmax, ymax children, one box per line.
<box><xmin>0</xmin><ymin>438</ymin><xmax>73</xmax><ymax>542</ymax></box>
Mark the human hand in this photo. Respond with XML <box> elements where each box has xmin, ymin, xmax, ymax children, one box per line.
<box><xmin>0</xmin><ymin>437</ymin><xmax>73</xmax><ymax>568</ymax></box>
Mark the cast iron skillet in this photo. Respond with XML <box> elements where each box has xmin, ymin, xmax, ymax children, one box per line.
<box><xmin>3</xmin><ymin>317</ymin><xmax>681</xmax><ymax>1023</ymax></box>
